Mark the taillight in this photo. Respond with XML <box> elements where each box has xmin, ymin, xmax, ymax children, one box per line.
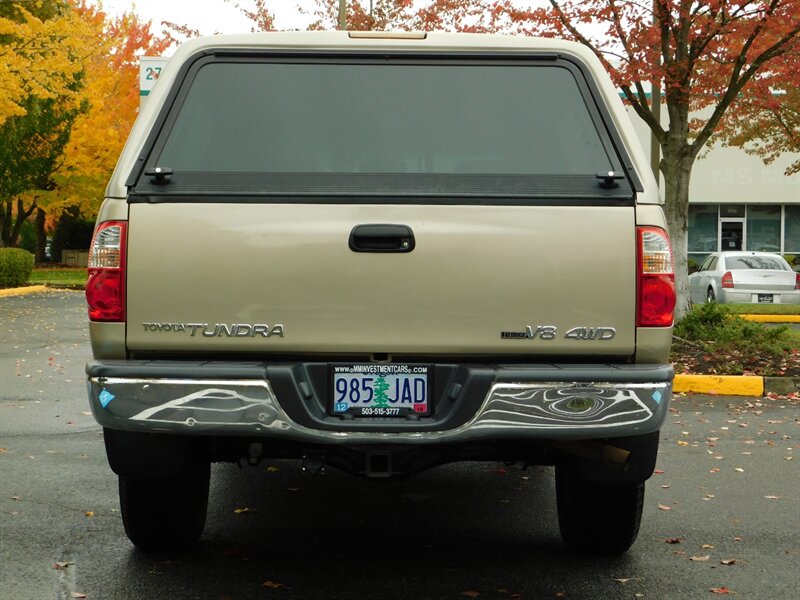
<box><xmin>795</xmin><ymin>273</ymin><xmax>799</xmax><ymax>290</ymax></box>
<box><xmin>637</xmin><ymin>226</ymin><xmax>675</xmax><ymax>327</ymax></box>
<box><xmin>721</xmin><ymin>271</ymin><xmax>734</xmax><ymax>289</ymax></box>
<box><xmin>86</xmin><ymin>221</ymin><xmax>127</xmax><ymax>322</ymax></box>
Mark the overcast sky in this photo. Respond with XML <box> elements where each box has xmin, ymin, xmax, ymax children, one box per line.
<box><xmin>98</xmin><ymin>0</ymin><xmax>323</xmax><ymax>41</ymax></box>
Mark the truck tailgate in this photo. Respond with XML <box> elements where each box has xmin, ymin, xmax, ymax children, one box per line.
<box><xmin>126</xmin><ymin>202</ymin><xmax>636</xmax><ymax>357</ymax></box>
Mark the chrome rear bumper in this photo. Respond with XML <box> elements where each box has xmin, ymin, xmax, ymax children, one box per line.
<box><xmin>87</xmin><ymin>361</ymin><xmax>672</xmax><ymax>443</ymax></box>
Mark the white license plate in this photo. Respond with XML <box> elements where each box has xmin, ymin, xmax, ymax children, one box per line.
<box><xmin>758</xmin><ymin>294</ymin><xmax>774</xmax><ymax>303</ymax></box>
<box><xmin>332</xmin><ymin>364</ymin><xmax>429</xmax><ymax>417</ymax></box>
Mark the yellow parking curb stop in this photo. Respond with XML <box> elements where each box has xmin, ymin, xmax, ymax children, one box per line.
<box><xmin>673</xmin><ymin>374</ymin><xmax>764</xmax><ymax>396</ymax></box>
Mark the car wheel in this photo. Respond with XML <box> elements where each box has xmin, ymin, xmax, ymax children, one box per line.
<box><xmin>555</xmin><ymin>466</ymin><xmax>644</xmax><ymax>555</ymax></box>
<box><xmin>706</xmin><ymin>287</ymin><xmax>716</xmax><ymax>303</ymax></box>
<box><xmin>119</xmin><ymin>463</ymin><xmax>210</xmax><ymax>552</ymax></box>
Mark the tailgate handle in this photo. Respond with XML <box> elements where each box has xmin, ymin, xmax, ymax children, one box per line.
<box><xmin>349</xmin><ymin>224</ymin><xmax>415</xmax><ymax>253</ymax></box>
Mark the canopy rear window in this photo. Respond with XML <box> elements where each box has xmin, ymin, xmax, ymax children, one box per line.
<box><xmin>132</xmin><ymin>54</ymin><xmax>634</xmax><ymax>201</ymax></box>
<box><xmin>727</xmin><ymin>256</ymin><xmax>788</xmax><ymax>270</ymax></box>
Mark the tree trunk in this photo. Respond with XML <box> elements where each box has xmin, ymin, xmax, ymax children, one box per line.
<box><xmin>0</xmin><ymin>201</ymin><xmax>11</xmax><ymax>247</ymax></box>
<box><xmin>661</xmin><ymin>153</ymin><xmax>694</xmax><ymax>320</ymax></box>
<box><xmin>34</xmin><ymin>208</ymin><xmax>47</xmax><ymax>263</ymax></box>
<box><xmin>5</xmin><ymin>198</ymin><xmax>37</xmax><ymax>248</ymax></box>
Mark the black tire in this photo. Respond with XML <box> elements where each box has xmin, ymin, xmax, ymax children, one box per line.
<box><xmin>555</xmin><ymin>466</ymin><xmax>644</xmax><ymax>555</ymax></box>
<box><xmin>119</xmin><ymin>463</ymin><xmax>210</xmax><ymax>552</ymax></box>
<box><xmin>706</xmin><ymin>287</ymin><xmax>716</xmax><ymax>303</ymax></box>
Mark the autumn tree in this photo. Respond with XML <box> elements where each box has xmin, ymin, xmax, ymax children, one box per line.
<box><xmin>0</xmin><ymin>1</ymin><xmax>169</xmax><ymax>257</ymax></box>
<box><xmin>0</xmin><ymin>0</ymin><xmax>86</xmax><ymax>126</ymax></box>
<box><xmin>717</xmin><ymin>48</ymin><xmax>799</xmax><ymax>175</ymax></box>
<box><xmin>0</xmin><ymin>0</ymin><xmax>90</xmax><ymax>249</ymax></box>
<box><xmin>53</xmin><ymin>3</ymin><xmax>172</xmax><ymax>224</ymax></box>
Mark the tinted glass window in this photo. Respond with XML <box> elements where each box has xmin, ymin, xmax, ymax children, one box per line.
<box><xmin>688</xmin><ymin>204</ymin><xmax>718</xmax><ymax>252</ymax></box>
<box><xmin>727</xmin><ymin>256</ymin><xmax>787</xmax><ymax>270</ymax></box>
<box><xmin>157</xmin><ymin>62</ymin><xmax>613</xmax><ymax>176</ymax></box>
<box><xmin>746</xmin><ymin>205</ymin><xmax>781</xmax><ymax>252</ymax></box>
<box><xmin>699</xmin><ymin>256</ymin><xmax>715</xmax><ymax>271</ymax></box>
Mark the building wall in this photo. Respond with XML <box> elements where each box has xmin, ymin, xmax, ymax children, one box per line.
<box><xmin>626</xmin><ymin>106</ymin><xmax>800</xmax><ymax>263</ymax></box>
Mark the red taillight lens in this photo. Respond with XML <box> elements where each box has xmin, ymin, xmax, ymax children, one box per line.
<box><xmin>721</xmin><ymin>271</ymin><xmax>734</xmax><ymax>289</ymax></box>
<box><xmin>637</xmin><ymin>226</ymin><xmax>676</xmax><ymax>327</ymax></box>
<box><xmin>86</xmin><ymin>221</ymin><xmax>127</xmax><ymax>322</ymax></box>
<box><xmin>795</xmin><ymin>273</ymin><xmax>799</xmax><ymax>290</ymax></box>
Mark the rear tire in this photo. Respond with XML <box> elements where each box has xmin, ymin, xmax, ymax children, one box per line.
<box><xmin>706</xmin><ymin>287</ymin><xmax>716</xmax><ymax>303</ymax></box>
<box><xmin>119</xmin><ymin>463</ymin><xmax>210</xmax><ymax>552</ymax></box>
<box><xmin>555</xmin><ymin>466</ymin><xmax>644</xmax><ymax>555</ymax></box>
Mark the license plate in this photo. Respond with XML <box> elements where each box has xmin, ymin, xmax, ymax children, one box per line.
<box><xmin>331</xmin><ymin>364</ymin><xmax>430</xmax><ymax>417</ymax></box>
<box><xmin>758</xmin><ymin>294</ymin><xmax>774</xmax><ymax>303</ymax></box>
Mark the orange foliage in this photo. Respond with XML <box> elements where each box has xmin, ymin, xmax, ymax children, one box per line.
<box><xmin>51</xmin><ymin>1</ymin><xmax>171</xmax><ymax>217</ymax></box>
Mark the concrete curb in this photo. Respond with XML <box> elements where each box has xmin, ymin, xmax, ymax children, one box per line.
<box><xmin>0</xmin><ymin>285</ymin><xmax>48</xmax><ymax>298</ymax></box>
<box><xmin>740</xmin><ymin>314</ymin><xmax>800</xmax><ymax>323</ymax></box>
<box><xmin>674</xmin><ymin>374</ymin><xmax>800</xmax><ymax>397</ymax></box>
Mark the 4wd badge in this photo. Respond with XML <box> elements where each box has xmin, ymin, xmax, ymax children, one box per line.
<box><xmin>501</xmin><ymin>325</ymin><xmax>615</xmax><ymax>340</ymax></box>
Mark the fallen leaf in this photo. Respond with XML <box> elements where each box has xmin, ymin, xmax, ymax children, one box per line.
<box><xmin>71</xmin><ymin>594</ymin><xmax>86</xmax><ymax>599</ymax></box>
<box><xmin>721</xmin><ymin>559</ymin><xmax>736</xmax><ymax>565</ymax></box>
<box><xmin>461</xmin><ymin>592</ymin><xmax>480</xmax><ymax>598</ymax></box>
<box><xmin>763</xmin><ymin>495</ymin><xmax>781</xmax><ymax>500</ymax></box>
<box><xmin>661</xmin><ymin>484</ymin><xmax>671</xmax><ymax>489</ymax></box>
<box><xmin>664</xmin><ymin>538</ymin><xmax>684</xmax><ymax>544</ymax></box>
<box><xmin>677</xmin><ymin>441</ymin><xmax>689</xmax><ymax>446</ymax></box>
<box><xmin>84</xmin><ymin>511</ymin><xmax>94</xmax><ymax>518</ymax></box>
<box><xmin>613</xmin><ymin>578</ymin><xmax>631</xmax><ymax>584</ymax></box>
<box><xmin>234</xmin><ymin>507</ymin><xmax>256</xmax><ymax>514</ymax></box>
<box><xmin>262</xmin><ymin>581</ymin><xmax>286</xmax><ymax>589</ymax></box>
<box><xmin>53</xmin><ymin>561</ymin><xmax>74</xmax><ymax>570</ymax></box>
<box><xmin>710</xmin><ymin>468</ymin><xmax>720</xmax><ymax>473</ymax></box>
<box><xmin>690</xmin><ymin>555</ymin><xmax>710</xmax><ymax>562</ymax></box>
<box><xmin>710</xmin><ymin>587</ymin><xmax>733</xmax><ymax>595</ymax></box>
<box><xmin>734</xmin><ymin>467</ymin><xmax>744</xmax><ymax>473</ymax></box>
<box><xmin>265</xmin><ymin>466</ymin><xmax>279</xmax><ymax>473</ymax></box>
<box><xmin>654</xmin><ymin>469</ymin><xmax>665</xmax><ymax>474</ymax></box>
<box><xmin>10</xmin><ymin>496</ymin><xmax>20</xmax><ymax>501</ymax></box>
<box><xmin>701</xmin><ymin>544</ymin><xmax>715</xmax><ymax>549</ymax></box>
<box><xmin>657</xmin><ymin>504</ymin><xmax>672</xmax><ymax>511</ymax></box>
<box><xmin>732</xmin><ymin>537</ymin><xmax>742</xmax><ymax>542</ymax></box>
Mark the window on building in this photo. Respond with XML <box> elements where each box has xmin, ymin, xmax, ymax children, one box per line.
<box><xmin>785</xmin><ymin>205</ymin><xmax>800</xmax><ymax>253</ymax></box>
<box><xmin>688</xmin><ymin>204</ymin><xmax>718</xmax><ymax>252</ymax></box>
<box><xmin>746</xmin><ymin>205</ymin><xmax>781</xmax><ymax>252</ymax></box>
<box><xmin>720</xmin><ymin>204</ymin><xmax>745</xmax><ymax>218</ymax></box>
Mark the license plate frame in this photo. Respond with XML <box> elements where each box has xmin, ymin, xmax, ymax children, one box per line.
<box><xmin>330</xmin><ymin>364</ymin><xmax>430</xmax><ymax>417</ymax></box>
<box><xmin>758</xmin><ymin>294</ymin><xmax>774</xmax><ymax>303</ymax></box>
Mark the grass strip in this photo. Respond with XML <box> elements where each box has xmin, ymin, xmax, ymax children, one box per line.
<box><xmin>28</xmin><ymin>268</ymin><xmax>87</xmax><ymax>287</ymax></box>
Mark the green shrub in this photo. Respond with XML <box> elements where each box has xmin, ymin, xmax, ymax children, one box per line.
<box><xmin>0</xmin><ymin>248</ymin><xmax>35</xmax><ymax>288</ymax></box>
<box><xmin>674</xmin><ymin>302</ymin><xmax>794</xmax><ymax>375</ymax></box>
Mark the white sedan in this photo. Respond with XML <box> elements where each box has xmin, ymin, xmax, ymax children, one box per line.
<box><xmin>688</xmin><ymin>252</ymin><xmax>800</xmax><ymax>305</ymax></box>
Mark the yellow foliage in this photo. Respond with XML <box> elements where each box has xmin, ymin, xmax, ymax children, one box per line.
<box><xmin>0</xmin><ymin>2</ymin><xmax>92</xmax><ymax>126</ymax></box>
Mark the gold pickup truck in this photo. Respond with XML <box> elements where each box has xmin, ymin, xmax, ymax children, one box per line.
<box><xmin>85</xmin><ymin>31</ymin><xmax>676</xmax><ymax>554</ymax></box>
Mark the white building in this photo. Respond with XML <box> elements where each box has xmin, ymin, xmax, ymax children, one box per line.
<box><xmin>628</xmin><ymin>106</ymin><xmax>799</xmax><ymax>265</ymax></box>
